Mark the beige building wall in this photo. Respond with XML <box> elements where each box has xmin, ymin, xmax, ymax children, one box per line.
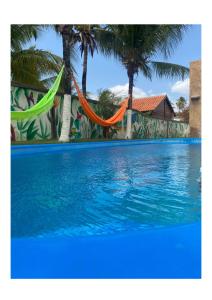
<box><xmin>189</xmin><ymin>60</ymin><xmax>201</xmax><ymax>137</ymax></box>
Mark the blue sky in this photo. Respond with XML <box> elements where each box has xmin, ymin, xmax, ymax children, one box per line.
<box><xmin>30</xmin><ymin>25</ymin><xmax>201</xmax><ymax>108</ymax></box>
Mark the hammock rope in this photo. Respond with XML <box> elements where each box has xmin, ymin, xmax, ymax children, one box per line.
<box><xmin>11</xmin><ymin>66</ymin><xmax>64</xmax><ymax>121</ymax></box>
<box><xmin>72</xmin><ymin>76</ymin><xmax>128</xmax><ymax>127</ymax></box>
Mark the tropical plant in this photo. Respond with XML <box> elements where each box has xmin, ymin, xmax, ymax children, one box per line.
<box><xmin>97</xmin><ymin>25</ymin><xmax>189</xmax><ymax>138</ymax></box>
<box><xmin>11</xmin><ymin>88</ymin><xmax>27</xmax><ymax>111</ymax></box>
<box><xmin>37</xmin><ymin>120</ymin><xmax>50</xmax><ymax>140</ymax></box>
<box><xmin>96</xmin><ymin>89</ymin><xmax>118</xmax><ymax>118</ymax></box>
<box><xmin>58</xmin><ymin>24</ymin><xmax>100</xmax><ymax>140</ymax></box>
<box><xmin>16</xmin><ymin>120</ymin><xmax>31</xmax><ymax>140</ymax></box>
<box><xmin>176</xmin><ymin>96</ymin><xmax>187</xmax><ymax>112</ymax></box>
<box><xmin>96</xmin><ymin>89</ymin><xmax>121</xmax><ymax>138</ymax></box>
<box><xmin>11</xmin><ymin>25</ymin><xmax>63</xmax><ymax>88</ymax></box>
<box><xmin>176</xmin><ymin>106</ymin><xmax>189</xmax><ymax>123</ymax></box>
<box><xmin>16</xmin><ymin>119</ymin><xmax>38</xmax><ymax>140</ymax></box>
<box><xmin>11</xmin><ymin>25</ymin><xmax>41</xmax><ymax>51</ymax></box>
<box><xmin>54</xmin><ymin>25</ymin><xmax>78</xmax><ymax>142</ymax></box>
<box><xmin>26</xmin><ymin>120</ymin><xmax>39</xmax><ymax>140</ymax></box>
<box><xmin>133</xmin><ymin>123</ymin><xmax>143</xmax><ymax>139</ymax></box>
<box><xmin>74</xmin><ymin>25</ymin><xmax>99</xmax><ymax>96</ymax></box>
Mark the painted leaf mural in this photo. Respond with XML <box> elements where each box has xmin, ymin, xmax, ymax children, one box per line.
<box><xmin>26</xmin><ymin>120</ymin><xmax>39</xmax><ymax>140</ymax></box>
<box><xmin>11</xmin><ymin>84</ymin><xmax>189</xmax><ymax>141</ymax></box>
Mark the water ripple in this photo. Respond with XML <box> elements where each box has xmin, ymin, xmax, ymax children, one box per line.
<box><xmin>12</xmin><ymin>143</ymin><xmax>201</xmax><ymax>238</ymax></box>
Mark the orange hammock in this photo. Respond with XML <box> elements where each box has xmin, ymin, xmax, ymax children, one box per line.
<box><xmin>72</xmin><ymin>77</ymin><xmax>128</xmax><ymax>127</ymax></box>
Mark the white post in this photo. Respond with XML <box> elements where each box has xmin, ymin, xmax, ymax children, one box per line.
<box><xmin>125</xmin><ymin>109</ymin><xmax>132</xmax><ymax>139</ymax></box>
<box><xmin>59</xmin><ymin>94</ymin><xmax>71</xmax><ymax>142</ymax></box>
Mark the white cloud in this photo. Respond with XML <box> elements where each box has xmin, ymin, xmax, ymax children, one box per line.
<box><xmin>89</xmin><ymin>80</ymin><xmax>189</xmax><ymax>102</ymax></box>
<box><xmin>149</xmin><ymin>91</ymin><xmax>166</xmax><ymax>97</ymax></box>
<box><xmin>109</xmin><ymin>83</ymin><xmax>147</xmax><ymax>99</ymax></box>
<box><xmin>171</xmin><ymin>78</ymin><xmax>189</xmax><ymax>95</ymax></box>
<box><xmin>89</xmin><ymin>93</ymin><xmax>98</xmax><ymax>101</ymax></box>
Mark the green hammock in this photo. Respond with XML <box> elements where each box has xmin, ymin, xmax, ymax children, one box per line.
<box><xmin>11</xmin><ymin>66</ymin><xmax>64</xmax><ymax>121</ymax></box>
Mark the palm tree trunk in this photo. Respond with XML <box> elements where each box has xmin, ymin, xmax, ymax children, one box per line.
<box><xmin>59</xmin><ymin>27</ymin><xmax>72</xmax><ymax>142</ymax></box>
<box><xmin>82</xmin><ymin>44</ymin><xmax>88</xmax><ymax>97</ymax></box>
<box><xmin>11</xmin><ymin>124</ymin><xmax>16</xmax><ymax>141</ymax></box>
<box><xmin>50</xmin><ymin>107</ymin><xmax>58</xmax><ymax>139</ymax></box>
<box><xmin>125</xmin><ymin>70</ymin><xmax>134</xmax><ymax>139</ymax></box>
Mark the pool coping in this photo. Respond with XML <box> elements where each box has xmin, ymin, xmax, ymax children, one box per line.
<box><xmin>11</xmin><ymin>138</ymin><xmax>201</xmax><ymax>156</ymax></box>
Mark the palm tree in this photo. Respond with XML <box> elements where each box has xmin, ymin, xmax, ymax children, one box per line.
<box><xmin>54</xmin><ymin>25</ymin><xmax>77</xmax><ymax>142</ymax></box>
<box><xmin>98</xmin><ymin>25</ymin><xmax>189</xmax><ymax>139</ymax></box>
<box><xmin>56</xmin><ymin>24</ymin><xmax>100</xmax><ymax>141</ymax></box>
<box><xmin>74</xmin><ymin>25</ymin><xmax>98</xmax><ymax>96</ymax></box>
<box><xmin>11</xmin><ymin>25</ymin><xmax>40</xmax><ymax>50</ymax></box>
<box><xmin>176</xmin><ymin>96</ymin><xmax>186</xmax><ymax>112</ymax></box>
<box><xmin>11</xmin><ymin>25</ymin><xmax>62</xmax><ymax>89</ymax></box>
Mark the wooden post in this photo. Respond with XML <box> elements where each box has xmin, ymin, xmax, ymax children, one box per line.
<box><xmin>167</xmin><ymin>120</ymin><xmax>169</xmax><ymax>138</ymax></box>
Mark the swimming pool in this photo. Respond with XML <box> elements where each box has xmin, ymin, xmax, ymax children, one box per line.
<box><xmin>11</xmin><ymin>138</ymin><xmax>201</xmax><ymax>278</ymax></box>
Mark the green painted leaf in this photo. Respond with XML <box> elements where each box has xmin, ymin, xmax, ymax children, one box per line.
<box><xmin>91</xmin><ymin>129</ymin><xmax>97</xmax><ymax>139</ymax></box>
<box><xmin>74</xmin><ymin>119</ymin><xmax>80</xmax><ymax>130</ymax></box>
<box><xmin>37</xmin><ymin>93</ymin><xmax>44</xmax><ymax>103</ymax></box>
<box><xmin>27</xmin><ymin>129</ymin><xmax>38</xmax><ymax>140</ymax></box>
<box><xmin>26</xmin><ymin>120</ymin><xmax>38</xmax><ymax>140</ymax></box>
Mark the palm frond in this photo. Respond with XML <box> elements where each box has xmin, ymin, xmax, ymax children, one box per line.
<box><xmin>151</xmin><ymin>61</ymin><xmax>189</xmax><ymax>80</ymax></box>
<box><xmin>11</xmin><ymin>24</ymin><xmax>78</xmax><ymax>89</ymax></box>
<box><xmin>74</xmin><ymin>25</ymin><xmax>98</xmax><ymax>57</ymax></box>
<box><xmin>94</xmin><ymin>28</ymin><xmax>120</xmax><ymax>58</ymax></box>
<box><xmin>155</xmin><ymin>25</ymin><xmax>189</xmax><ymax>58</ymax></box>
<box><xmin>139</xmin><ymin>62</ymin><xmax>152</xmax><ymax>80</ymax></box>
<box><xmin>11</xmin><ymin>25</ymin><xmax>44</xmax><ymax>51</ymax></box>
<box><xmin>11</xmin><ymin>47</ymin><xmax>63</xmax><ymax>87</ymax></box>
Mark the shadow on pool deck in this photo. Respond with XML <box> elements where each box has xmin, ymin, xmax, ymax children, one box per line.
<box><xmin>11</xmin><ymin>222</ymin><xmax>201</xmax><ymax>279</ymax></box>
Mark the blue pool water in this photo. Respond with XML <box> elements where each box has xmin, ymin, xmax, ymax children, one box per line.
<box><xmin>11</xmin><ymin>139</ymin><xmax>201</xmax><ymax>278</ymax></box>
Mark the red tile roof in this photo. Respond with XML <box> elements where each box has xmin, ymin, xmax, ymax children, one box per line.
<box><xmin>122</xmin><ymin>95</ymin><xmax>168</xmax><ymax>112</ymax></box>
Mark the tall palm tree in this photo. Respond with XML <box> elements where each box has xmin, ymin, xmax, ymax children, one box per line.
<box><xmin>11</xmin><ymin>25</ymin><xmax>65</xmax><ymax>142</ymax></box>
<box><xmin>55</xmin><ymin>25</ymin><xmax>77</xmax><ymax>142</ymax></box>
<box><xmin>74</xmin><ymin>25</ymin><xmax>98</xmax><ymax>96</ymax></box>
<box><xmin>56</xmin><ymin>24</ymin><xmax>99</xmax><ymax>141</ymax></box>
<box><xmin>11</xmin><ymin>25</ymin><xmax>63</xmax><ymax>89</ymax></box>
<box><xmin>98</xmin><ymin>25</ymin><xmax>189</xmax><ymax>139</ymax></box>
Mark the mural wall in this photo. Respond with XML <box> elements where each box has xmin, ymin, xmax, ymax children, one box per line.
<box><xmin>11</xmin><ymin>85</ymin><xmax>189</xmax><ymax>142</ymax></box>
<box><xmin>131</xmin><ymin>113</ymin><xmax>189</xmax><ymax>139</ymax></box>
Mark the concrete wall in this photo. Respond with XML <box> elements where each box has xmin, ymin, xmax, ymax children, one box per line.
<box><xmin>189</xmin><ymin>60</ymin><xmax>201</xmax><ymax>137</ymax></box>
<box><xmin>11</xmin><ymin>83</ymin><xmax>189</xmax><ymax>141</ymax></box>
<box><xmin>131</xmin><ymin>113</ymin><xmax>189</xmax><ymax>139</ymax></box>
